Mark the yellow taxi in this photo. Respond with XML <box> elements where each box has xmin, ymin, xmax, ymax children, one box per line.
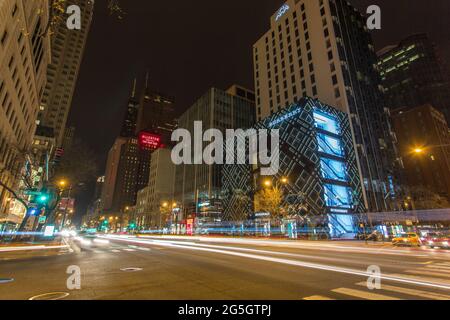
<box><xmin>392</xmin><ymin>233</ymin><xmax>421</xmax><ymax>247</ymax></box>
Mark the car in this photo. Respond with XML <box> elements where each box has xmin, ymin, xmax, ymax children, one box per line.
<box><xmin>426</xmin><ymin>233</ymin><xmax>450</xmax><ymax>249</ymax></box>
<box><xmin>392</xmin><ymin>233</ymin><xmax>421</xmax><ymax>247</ymax></box>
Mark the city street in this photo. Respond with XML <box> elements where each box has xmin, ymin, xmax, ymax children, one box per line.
<box><xmin>1</xmin><ymin>236</ymin><xmax>450</xmax><ymax>300</ymax></box>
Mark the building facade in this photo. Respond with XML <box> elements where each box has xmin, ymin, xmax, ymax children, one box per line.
<box><xmin>253</xmin><ymin>0</ymin><xmax>394</xmax><ymax>212</ymax></box>
<box><xmin>223</xmin><ymin>97</ymin><xmax>365</xmax><ymax>238</ymax></box>
<box><xmin>392</xmin><ymin>104</ymin><xmax>450</xmax><ymax>199</ymax></box>
<box><xmin>135</xmin><ymin>148</ymin><xmax>175</xmax><ymax>230</ymax></box>
<box><xmin>1</xmin><ymin>0</ymin><xmax>51</xmax><ymax>222</ymax></box>
<box><xmin>174</xmin><ymin>86</ymin><xmax>255</xmax><ymax>223</ymax></box>
<box><xmin>38</xmin><ymin>0</ymin><xmax>94</xmax><ymax>147</ymax></box>
<box><xmin>378</xmin><ymin>34</ymin><xmax>450</xmax><ymax>123</ymax></box>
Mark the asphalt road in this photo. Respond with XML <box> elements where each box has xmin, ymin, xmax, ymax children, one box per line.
<box><xmin>1</xmin><ymin>235</ymin><xmax>450</xmax><ymax>300</ymax></box>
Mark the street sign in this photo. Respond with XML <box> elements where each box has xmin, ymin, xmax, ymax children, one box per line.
<box><xmin>38</xmin><ymin>216</ymin><xmax>47</xmax><ymax>224</ymax></box>
<box><xmin>43</xmin><ymin>225</ymin><xmax>55</xmax><ymax>237</ymax></box>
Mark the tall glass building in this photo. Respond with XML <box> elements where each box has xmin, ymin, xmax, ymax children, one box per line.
<box><xmin>174</xmin><ymin>85</ymin><xmax>255</xmax><ymax>224</ymax></box>
<box><xmin>253</xmin><ymin>0</ymin><xmax>395</xmax><ymax>212</ymax></box>
<box><xmin>222</xmin><ymin>97</ymin><xmax>365</xmax><ymax>238</ymax></box>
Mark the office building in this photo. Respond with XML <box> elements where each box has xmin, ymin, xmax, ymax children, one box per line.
<box><xmin>253</xmin><ymin>0</ymin><xmax>394</xmax><ymax>212</ymax></box>
<box><xmin>223</xmin><ymin>97</ymin><xmax>365</xmax><ymax>238</ymax></box>
<box><xmin>378</xmin><ymin>34</ymin><xmax>450</xmax><ymax>122</ymax></box>
<box><xmin>38</xmin><ymin>0</ymin><xmax>94</xmax><ymax>147</ymax></box>
<box><xmin>392</xmin><ymin>104</ymin><xmax>450</xmax><ymax>199</ymax></box>
<box><xmin>1</xmin><ymin>0</ymin><xmax>51</xmax><ymax>222</ymax></box>
<box><xmin>136</xmin><ymin>148</ymin><xmax>176</xmax><ymax>230</ymax></box>
<box><xmin>174</xmin><ymin>85</ymin><xmax>255</xmax><ymax>223</ymax></box>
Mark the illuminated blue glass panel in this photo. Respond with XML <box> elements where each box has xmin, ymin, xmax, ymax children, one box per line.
<box><xmin>324</xmin><ymin>184</ymin><xmax>352</xmax><ymax>208</ymax></box>
<box><xmin>317</xmin><ymin>134</ymin><xmax>343</xmax><ymax>157</ymax></box>
<box><xmin>313</xmin><ymin>110</ymin><xmax>340</xmax><ymax>135</ymax></box>
<box><xmin>320</xmin><ymin>158</ymin><xmax>347</xmax><ymax>182</ymax></box>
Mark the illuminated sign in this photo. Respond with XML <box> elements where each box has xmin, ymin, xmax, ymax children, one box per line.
<box><xmin>44</xmin><ymin>225</ymin><xmax>55</xmax><ymax>237</ymax></box>
<box><xmin>275</xmin><ymin>4</ymin><xmax>290</xmax><ymax>21</ymax></box>
<box><xmin>138</xmin><ymin>132</ymin><xmax>162</xmax><ymax>150</ymax></box>
<box><xmin>269</xmin><ymin>105</ymin><xmax>301</xmax><ymax>127</ymax></box>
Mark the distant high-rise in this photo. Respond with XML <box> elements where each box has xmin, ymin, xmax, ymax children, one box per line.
<box><xmin>137</xmin><ymin>81</ymin><xmax>177</xmax><ymax>145</ymax></box>
<box><xmin>102</xmin><ymin>79</ymin><xmax>177</xmax><ymax>216</ymax></box>
<box><xmin>253</xmin><ymin>0</ymin><xmax>394</xmax><ymax>212</ymax></box>
<box><xmin>174</xmin><ymin>85</ymin><xmax>255</xmax><ymax>223</ymax></box>
<box><xmin>120</xmin><ymin>79</ymin><xmax>139</xmax><ymax>138</ymax></box>
<box><xmin>1</xmin><ymin>0</ymin><xmax>51</xmax><ymax>220</ymax></box>
<box><xmin>136</xmin><ymin>148</ymin><xmax>176</xmax><ymax>230</ymax></box>
<box><xmin>377</xmin><ymin>34</ymin><xmax>450</xmax><ymax>122</ymax></box>
<box><xmin>38</xmin><ymin>0</ymin><xmax>94</xmax><ymax>147</ymax></box>
<box><xmin>101</xmin><ymin>137</ymin><xmax>139</xmax><ymax>212</ymax></box>
<box><xmin>392</xmin><ymin>104</ymin><xmax>450</xmax><ymax>199</ymax></box>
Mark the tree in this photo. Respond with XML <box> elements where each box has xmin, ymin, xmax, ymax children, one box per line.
<box><xmin>254</xmin><ymin>186</ymin><xmax>286</xmax><ymax>220</ymax></box>
<box><xmin>53</xmin><ymin>139</ymin><xmax>98</xmax><ymax>187</ymax></box>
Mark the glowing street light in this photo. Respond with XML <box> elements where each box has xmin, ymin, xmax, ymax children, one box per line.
<box><xmin>58</xmin><ymin>179</ymin><xmax>68</xmax><ymax>188</ymax></box>
<box><xmin>263</xmin><ymin>180</ymin><xmax>272</xmax><ymax>187</ymax></box>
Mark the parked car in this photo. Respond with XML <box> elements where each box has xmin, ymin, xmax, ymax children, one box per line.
<box><xmin>392</xmin><ymin>233</ymin><xmax>421</xmax><ymax>247</ymax></box>
<box><xmin>426</xmin><ymin>233</ymin><xmax>450</xmax><ymax>249</ymax></box>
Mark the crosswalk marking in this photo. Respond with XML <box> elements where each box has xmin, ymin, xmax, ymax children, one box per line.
<box><xmin>405</xmin><ymin>269</ymin><xmax>450</xmax><ymax>279</ymax></box>
<box><xmin>137</xmin><ymin>247</ymin><xmax>151</xmax><ymax>251</ymax></box>
<box><xmin>123</xmin><ymin>248</ymin><xmax>136</xmax><ymax>252</ymax></box>
<box><xmin>303</xmin><ymin>295</ymin><xmax>334</xmax><ymax>300</ymax></box>
<box><xmin>356</xmin><ymin>282</ymin><xmax>450</xmax><ymax>300</ymax></box>
<box><xmin>332</xmin><ymin>288</ymin><xmax>400</xmax><ymax>300</ymax></box>
<box><xmin>111</xmin><ymin>249</ymin><xmax>121</xmax><ymax>253</ymax></box>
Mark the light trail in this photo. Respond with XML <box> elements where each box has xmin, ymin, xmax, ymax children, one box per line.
<box><xmin>137</xmin><ymin>235</ymin><xmax>433</xmax><ymax>258</ymax></box>
<box><xmin>102</xmin><ymin>235</ymin><xmax>450</xmax><ymax>291</ymax></box>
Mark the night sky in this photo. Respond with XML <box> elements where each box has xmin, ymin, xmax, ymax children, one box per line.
<box><xmin>67</xmin><ymin>0</ymin><xmax>450</xmax><ymax>219</ymax></box>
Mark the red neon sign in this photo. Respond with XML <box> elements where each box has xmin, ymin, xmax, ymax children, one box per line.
<box><xmin>138</xmin><ymin>132</ymin><xmax>162</xmax><ymax>150</ymax></box>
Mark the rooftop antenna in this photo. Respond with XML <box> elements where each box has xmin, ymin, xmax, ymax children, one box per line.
<box><xmin>145</xmin><ymin>71</ymin><xmax>150</xmax><ymax>90</ymax></box>
<box><xmin>131</xmin><ymin>78</ymin><xmax>137</xmax><ymax>98</ymax></box>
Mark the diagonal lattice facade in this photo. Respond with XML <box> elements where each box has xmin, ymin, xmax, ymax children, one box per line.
<box><xmin>222</xmin><ymin>97</ymin><xmax>365</xmax><ymax>226</ymax></box>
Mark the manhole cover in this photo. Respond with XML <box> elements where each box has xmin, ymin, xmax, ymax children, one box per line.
<box><xmin>0</xmin><ymin>278</ymin><xmax>14</xmax><ymax>284</ymax></box>
<box><xmin>29</xmin><ymin>292</ymin><xmax>70</xmax><ymax>300</ymax></box>
<box><xmin>120</xmin><ymin>267</ymin><xmax>143</xmax><ymax>272</ymax></box>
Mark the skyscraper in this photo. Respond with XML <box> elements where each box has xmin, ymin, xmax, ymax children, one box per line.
<box><xmin>253</xmin><ymin>0</ymin><xmax>394</xmax><ymax>212</ymax></box>
<box><xmin>174</xmin><ymin>85</ymin><xmax>255</xmax><ymax>223</ymax></box>
<box><xmin>1</xmin><ymin>0</ymin><xmax>51</xmax><ymax>221</ymax></box>
<box><xmin>38</xmin><ymin>0</ymin><xmax>94</xmax><ymax>147</ymax></box>
<box><xmin>377</xmin><ymin>34</ymin><xmax>450</xmax><ymax>123</ymax></box>
<box><xmin>120</xmin><ymin>80</ymin><xmax>139</xmax><ymax>138</ymax></box>
<box><xmin>101</xmin><ymin>79</ymin><xmax>176</xmax><ymax>217</ymax></box>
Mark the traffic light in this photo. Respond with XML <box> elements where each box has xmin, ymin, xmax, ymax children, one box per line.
<box><xmin>36</xmin><ymin>193</ymin><xmax>51</xmax><ymax>206</ymax></box>
<box><xmin>27</xmin><ymin>207</ymin><xmax>39</xmax><ymax>216</ymax></box>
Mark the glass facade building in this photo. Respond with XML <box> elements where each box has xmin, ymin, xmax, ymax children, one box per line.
<box><xmin>222</xmin><ymin>97</ymin><xmax>365</xmax><ymax>238</ymax></box>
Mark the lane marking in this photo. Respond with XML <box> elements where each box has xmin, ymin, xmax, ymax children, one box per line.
<box><xmin>111</xmin><ymin>250</ymin><xmax>121</xmax><ymax>253</ymax></box>
<box><xmin>426</xmin><ymin>265</ymin><xmax>450</xmax><ymax>271</ymax></box>
<box><xmin>405</xmin><ymin>270</ymin><xmax>450</xmax><ymax>279</ymax></box>
<box><xmin>29</xmin><ymin>292</ymin><xmax>70</xmax><ymax>300</ymax></box>
<box><xmin>303</xmin><ymin>295</ymin><xmax>334</xmax><ymax>300</ymax></box>
<box><xmin>332</xmin><ymin>288</ymin><xmax>400</xmax><ymax>300</ymax></box>
<box><xmin>356</xmin><ymin>282</ymin><xmax>450</xmax><ymax>300</ymax></box>
<box><xmin>120</xmin><ymin>267</ymin><xmax>143</xmax><ymax>272</ymax></box>
<box><xmin>123</xmin><ymin>248</ymin><xmax>136</xmax><ymax>252</ymax></box>
<box><xmin>137</xmin><ymin>247</ymin><xmax>151</xmax><ymax>252</ymax></box>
